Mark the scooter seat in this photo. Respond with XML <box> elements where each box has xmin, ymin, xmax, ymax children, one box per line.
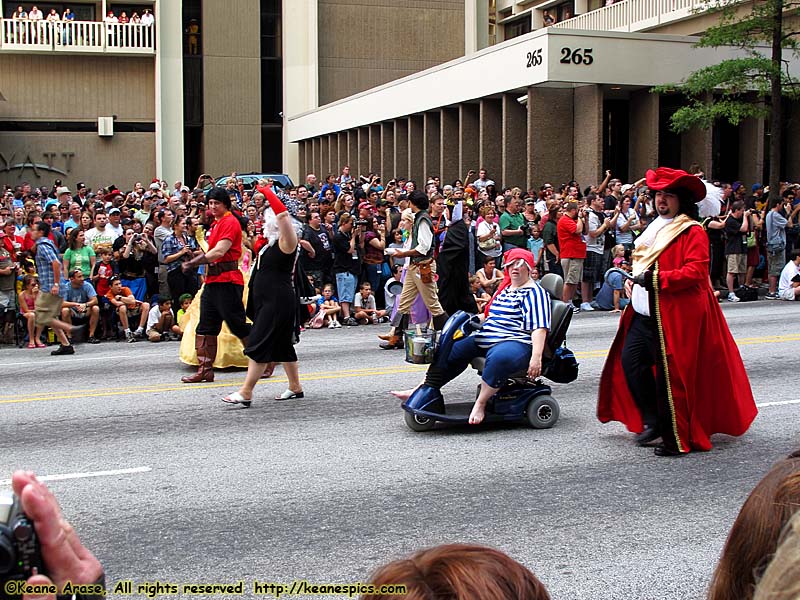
<box><xmin>470</xmin><ymin>356</ymin><xmax>528</xmax><ymax>379</ymax></box>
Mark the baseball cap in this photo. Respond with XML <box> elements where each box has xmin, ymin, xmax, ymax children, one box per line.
<box><xmin>149</xmin><ymin>183</ymin><xmax>161</xmax><ymax>191</ymax></box>
<box><xmin>180</xmin><ymin>186</ymin><xmax>190</xmax><ymax>192</ymax></box>
<box><xmin>621</xmin><ymin>184</ymin><xmax>634</xmax><ymax>194</ymax></box>
<box><xmin>109</xmin><ymin>208</ymin><xmax>121</xmax><ymax>215</ymax></box>
<box><xmin>752</xmin><ymin>183</ymin><xmax>763</xmax><ymax>192</ymax></box>
<box><xmin>56</xmin><ymin>186</ymin><xmax>72</xmax><ymax>196</ymax></box>
<box><xmin>358</xmin><ymin>202</ymin><xmax>372</xmax><ymax>212</ymax></box>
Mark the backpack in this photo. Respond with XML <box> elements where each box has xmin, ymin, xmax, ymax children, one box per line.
<box><xmin>544</xmin><ymin>345</ymin><xmax>579</xmax><ymax>384</ymax></box>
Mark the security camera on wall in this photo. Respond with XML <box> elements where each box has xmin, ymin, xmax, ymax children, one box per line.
<box><xmin>517</xmin><ymin>95</ymin><xmax>528</xmax><ymax>106</ymax></box>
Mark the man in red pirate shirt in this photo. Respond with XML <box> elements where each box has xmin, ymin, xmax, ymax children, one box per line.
<box><xmin>597</xmin><ymin>167</ymin><xmax>757</xmax><ymax>457</ymax></box>
<box><xmin>179</xmin><ymin>187</ymin><xmax>251</xmax><ymax>383</ymax></box>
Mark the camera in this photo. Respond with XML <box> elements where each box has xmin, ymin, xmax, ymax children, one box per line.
<box><xmin>0</xmin><ymin>491</ymin><xmax>43</xmax><ymax>589</ymax></box>
<box><xmin>354</xmin><ymin>219</ymin><xmax>369</xmax><ymax>227</ymax></box>
<box><xmin>133</xmin><ymin>233</ymin><xmax>142</xmax><ymax>242</ymax></box>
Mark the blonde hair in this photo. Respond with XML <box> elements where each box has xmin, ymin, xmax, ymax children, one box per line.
<box><xmin>754</xmin><ymin>511</ymin><xmax>800</xmax><ymax>600</ymax></box>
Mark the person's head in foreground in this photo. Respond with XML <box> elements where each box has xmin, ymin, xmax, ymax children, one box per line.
<box><xmin>753</xmin><ymin>509</ymin><xmax>800</xmax><ymax>600</ymax></box>
<box><xmin>709</xmin><ymin>450</ymin><xmax>800</xmax><ymax>600</ymax></box>
<box><xmin>362</xmin><ymin>543</ymin><xmax>550</xmax><ymax>600</ymax></box>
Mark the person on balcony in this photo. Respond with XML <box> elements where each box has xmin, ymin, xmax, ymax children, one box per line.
<box><xmin>141</xmin><ymin>9</ymin><xmax>154</xmax><ymax>27</ymax></box>
<box><xmin>28</xmin><ymin>5</ymin><xmax>43</xmax><ymax>43</ymax></box>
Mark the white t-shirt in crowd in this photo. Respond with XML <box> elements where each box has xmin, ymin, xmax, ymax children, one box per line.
<box><xmin>778</xmin><ymin>260</ymin><xmax>800</xmax><ymax>300</ymax></box>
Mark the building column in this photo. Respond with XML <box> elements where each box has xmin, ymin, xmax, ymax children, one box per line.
<box><xmin>381</xmin><ymin>122</ymin><xmax>395</xmax><ymax>180</ymax></box>
<box><xmin>297</xmin><ymin>141</ymin><xmax>307</xmax><ymax>181</ymax></box>
<box><xmin>304</xmin><ymin>141</ymin><xmax>313</xmax><ymax>180</ymax></box>
<box><xmin>320</xmin><ymin>136</ymin><xmax>330</xmax><ymax>177</ymax></box>
<box><xmin>395</xmin><ymin>118</ymin><xmax>409</xmax><ymax>179</ymax></box>
<box><xmin>681</xmin><ymin>127</ymin><xmax>713</xmax><ymax>176</ymax></box>
<box><xmin>440</xmin><ymin>108</ymin><xmax>459</xmax><ymax>185</ymax></box>
<box><xmin>347</xmin><ymin>130</ymin><xmax>358</xmax><ymax>174</ymax></box>
<box><xmin>408</xmin><ymin>115</ymin><xmax>424</xmax><ymax>185</ymax></box>
<box><xmin>479</xmin><ymin>98</ymin><xmax>502</xmax><ymax>186</ymax></box>
<box><xmin>573</xmin><ymin>85</ymin><xmax>603</xmax><ymax>191</ymax></box>
<box><xmin>369</xmin><ymin>124</ymin><xmax>381</xmax><ymax>174</ymax></box>
<box><xmin>329</xmin><ymin>134</ymin><xmax>339</xmax><ymax>176</ymax></box>
<box><xmin>337</xmin><ymin>132</ymin><xmax>347</xmax><ymax>172</ymax></box>
<box><xmin>629</xmin><ymin>90</ymin><xmax>659</xmax><ymax>180</ymax></box>
<box><xmin>424</xmin><ymin>112</ymin><xmax>441</xmax><ymax>181</ymax></box>
<box><xmin>465</xmin><ymin>0</ymin><xmax>489</xmax><ymax>54</ymax></box>
<box><xmin>738</xmin><ymin>105</ymin><xmax>765</xmax><ymax>188</ymax></box>
<box><xmin>358</xmin><ymin>127</ymin><xmax>369</xmax><ymax>176</ymax></box>
<box><xmin>460</xmin><ymin>103</ymin><xmax>480</xmax><ymax>182</ymax></box>
<box><xmin>154</xmin><ymin>0</ymin><xmax>184</xmax><ymax>182</ymax></box>
<box><xmin>502</xmin><ymin>94</ymin><xmax>527</xmax><ymax>189</ymax></box>
<box><xmin>311</xmin><ymin>138</ymin><xmax>320</xmax><ymax>176</ymax></box>
<box><xmin>528</xmin><ymin>88</ymin><xmax>573</xmax><ymax>189</ymax></box>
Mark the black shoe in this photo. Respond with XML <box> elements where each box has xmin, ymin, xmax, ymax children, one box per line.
<box><xmin>87</xmin><ymin>336</ymin><xmax>101</xmax><ymax>344</ymax></box>
<box><xmin>654</xmin><ymin>444</ymin><xmax>684</xmax><ymax>457</ymax></box>
<box><xmin>635</xmin><ymin>425</ymin><xmax>661</xmax><ymax>446</ymax></box>
<box><xmin>51</xmin><ymin>344</ymin><xmax>75</xmax><ymax>356</ymax></box>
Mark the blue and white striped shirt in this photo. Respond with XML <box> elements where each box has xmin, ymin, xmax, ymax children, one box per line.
<box><xmin>474</xmin><ymin>281</ymin><xmax>551</xmax><ymax>348</ymax></box>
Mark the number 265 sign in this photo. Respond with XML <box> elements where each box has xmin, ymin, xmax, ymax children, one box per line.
<box><xmin>526</xmin><ymin>47</ymin><xmax>594</xmax><ymax>68</ymax></box>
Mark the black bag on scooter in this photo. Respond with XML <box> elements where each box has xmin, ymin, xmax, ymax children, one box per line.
<box><xmin>543</xmin><ymin>345</ymin><xmax>579</xmax><ymax>384</ymax></box>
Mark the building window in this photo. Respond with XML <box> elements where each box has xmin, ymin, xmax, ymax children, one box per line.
<box><xmin>504</xmin><ymin>15</ymin><xmax>531</xmax><ymax>40</ymax></box>
<box><xmin>488</xmin><ymin>0</ymin><xmax>497</xmax><ymax>46</ymax></box>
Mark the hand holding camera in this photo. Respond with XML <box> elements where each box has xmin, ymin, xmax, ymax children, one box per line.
<box><xmin>2</xmin><ymin>471</ymin><xmax>104</xmax><ymax>599</ymax></box>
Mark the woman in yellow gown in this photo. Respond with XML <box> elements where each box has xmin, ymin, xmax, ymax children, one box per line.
<box><xmin>178</xmin><ymin>225</ymin><xmax>252</xmax><ymax>368</ymax></box>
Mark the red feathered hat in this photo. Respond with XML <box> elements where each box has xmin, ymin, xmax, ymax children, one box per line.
<box><xmin>645</xmin><ymin>167</ymin><xmax>706</xmax><ymax>202</ymax></box>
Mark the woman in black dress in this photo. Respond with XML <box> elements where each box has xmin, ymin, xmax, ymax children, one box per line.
<box><xmin>223</xmin><ymin>184</ymin><xmax>304</xmax><ymax>406</ymax></box>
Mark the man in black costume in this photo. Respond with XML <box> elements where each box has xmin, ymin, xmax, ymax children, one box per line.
<box><xmin>436</xmin><ymin>201</ymin><xmax>478</xmax><ymax>315</ymax></box>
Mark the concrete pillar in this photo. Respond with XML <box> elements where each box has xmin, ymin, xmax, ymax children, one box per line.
<box><xmin>629</xmin><ymin>90</ymin><xmax>659</xmax><ymax>181</ymax></box>
<box><xmin>347</xmin><ymin>130</ymin><xmax>358</xmax><ymax>175</ymax></box>
<box><xmin>409</xmin><ymin>115</ymin><xmax>424</xmax><ymax>185</ymax></box>
<box><xmin>573</xmin><ymin>85</ymin><xmax>603</xmax><ymax>191</ymax></box>
<box><xmin>502</xmin><ymin>94</ymin><xmax>527</xmax><ymax>189</ymax></box>
<box><xmin>338</xmin><ymin>132</ymin><xmax>348</xmax><ymax>173</ymax></box>
<box><xmin>154</xmin><ymin>0</ymin><xmax>184</xmax><ymax>182</ymax></box>
<box><xmin>369</xmin><ymin>124</ymin><xmax>381</xmax><ymax>174</ymax></box>
<box><xmin>395</xmin><ymin>119</ymin><xmax>409</xmax><ymax>179</ymax></box>
<box><xmin>440</xmin><ymin>108</ymin><xmax>459</xmax><ymax>185</ymax></box>
<box><xmin>381</xmin><ymin>122</ymin><xmax>395</xmax><ymax>180</ymax></box>
<box><xmin>320</xmin><ymin>136</ymin><xmax>331</xmax><ymax>177</ymax></box>
<box><xmin>681</xmin><ymin>126</ymin><xmax>713</xmax><ymax>177</ymax></box>
<box><xmin>479</xmin><ymin>98</ymin><xmax>502</xmax><ymax>187</ymax></box>
<box><xmin>424</xmin><ymin>112</ymin><xmax>441</xmax><ymax>182</ymax></box>
<box><xmin>304</xmin><ymin>141</ymin><xmax>313</xmax><ymax>181</ymax></box>
<box><xmin>528</xmin><ymin>88</ymin><xmax>574</xmax><ymax>189</ymax></box>
<box><xmin>739</xmin><ymin>108</ymin><xmax>765</xmax><ymax>188</ymax></box>
<box><xmin>329</xmin><ymin>134</ymin><xmax>339</xmax><ymax>176</ymax></box>
<box><xmin>460</xmin><ymin>103</ymin><xmax>480</xmax><ymax>182</ymax></box>
<box><xmin>297</xmin><ymin>141</ymin><xmax>307</xmax><ymax>181</ymax></box>
<box><xmin>465</xmin><ymin>0</ymin><xmax>489</xmax><ymax>54</ymax></box>
<box><xmin>311</xmin><ymin>138</ymin><xmax>320</xmax><ymax>177</ymax></box>
<box><xmin>358</xmin><ymin>126</ymin><xmax>369</xmax><ymax>176</ymax></box>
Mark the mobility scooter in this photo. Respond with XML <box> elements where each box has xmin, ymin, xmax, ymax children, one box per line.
<box><xmin>401</xmin><ymin>273</ymin><xmax>579</xmax><ymax>432</ymax></box>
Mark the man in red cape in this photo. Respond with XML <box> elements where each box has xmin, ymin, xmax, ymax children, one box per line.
<box><xmin>597</xmin><ymin>167</ymin><xmax>757</xmax><ymax>456</ymax></box>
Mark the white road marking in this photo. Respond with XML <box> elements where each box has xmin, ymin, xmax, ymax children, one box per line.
<box><xmin>756</xmin><ymin>399</ymin><xmax>800</xmax><ymax>408</ymax></box>
<box><xmin>0</xmin><ymin>466</ymin><xmax>152</xmax><ymax>486</ymax></box>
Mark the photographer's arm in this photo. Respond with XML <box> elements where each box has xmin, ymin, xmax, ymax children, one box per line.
<box><xmin>11</xmin><ymin>471</ymin><xmax>104</xmax><ymax>600</ymax></box>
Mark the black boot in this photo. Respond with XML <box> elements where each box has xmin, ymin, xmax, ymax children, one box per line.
<box><xmin>431</xmin><ymin>312</ymin><xmax>450</xmax><ymax>331</ymax></box>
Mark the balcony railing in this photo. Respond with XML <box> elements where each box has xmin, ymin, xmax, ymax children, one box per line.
<box><xmin>552</xmin><ymin>0</ymin><xmax>702</xmax><ymax>32</ymax></box>
<box><xmin>0</xmin><ymin>19</ymin><xmax>155</xmax><ymax>54</ymax></box>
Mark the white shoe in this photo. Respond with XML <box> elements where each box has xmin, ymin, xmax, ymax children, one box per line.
<box><xmin>727</xmin><ymin>292</ymin><xmax>740</xmax><ymax>302</ymax></box>
<box><xmin>580</xmin><ymin>302</ymin><xmax>595</xmax><ymax>312</ymax></box>
<box><xmin>333</xmin><ymin>321</ymin><xmax>342</xmax><ymax>328</ymax></box>
<box><xmin>328</xmin><ymin>321</ymin><xmax>336</xmax><ymax>329</ymax></box>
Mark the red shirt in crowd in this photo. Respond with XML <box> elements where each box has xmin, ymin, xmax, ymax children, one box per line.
<box><xmin>206</xmin><ymin>212</ymin><xmax>243</xmax><ymax>286</ymax></box>
<box><xmin>557</xmin><ymin>215</ymin><xmax>586</xmax><ymax>259</ymax></box>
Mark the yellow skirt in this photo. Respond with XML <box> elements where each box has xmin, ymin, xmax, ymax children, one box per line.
<box><xmin>178</xmin><ymin>278</ymin><xmax>251</xmax><ymax>369</ymax></box>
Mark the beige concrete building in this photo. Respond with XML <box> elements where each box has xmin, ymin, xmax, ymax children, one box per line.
<box><xmin>286</xmin><ymin>0</ymin><xmax>800</xmax><ymax>189</ymax></box>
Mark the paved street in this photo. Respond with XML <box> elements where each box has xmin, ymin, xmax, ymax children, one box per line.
<box><xmin>1</xmin><ymin>300</ymin><xmax>798</xmax><ymax>600</ymax></box>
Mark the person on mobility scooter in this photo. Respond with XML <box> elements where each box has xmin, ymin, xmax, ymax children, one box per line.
<box><xmin>393</xmin><ymin>248</ymin><xmax>578</xmax><ymax>431</ymax></box>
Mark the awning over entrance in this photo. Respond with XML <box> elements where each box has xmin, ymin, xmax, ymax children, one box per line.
<box><xmin>287</xmin><ymin>28</ymin><xmax>777</xmax><ymax>143</ymax></box>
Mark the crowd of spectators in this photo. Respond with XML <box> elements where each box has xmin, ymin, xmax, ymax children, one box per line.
<box><xmin>1</xmin><ymin>164</ymin><xmax>798</xmax><ymax>350</ymax></box>
<box><xmin>9</xmin><ymin>5</ymin><xmax>154</xmax><ymax>25</ymax></box>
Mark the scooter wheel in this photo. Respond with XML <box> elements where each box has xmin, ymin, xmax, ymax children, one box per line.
<box><xmin>526</xmin><ymin>395</ymin><xmax>560</xmax><ymax>429</ymax></box>
<box><xmin>404</xmin><ymin>411</ymin><xmax>436</xmax><ymax>432</ymax></box>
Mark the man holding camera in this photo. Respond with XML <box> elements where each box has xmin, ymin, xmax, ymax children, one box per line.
<box><xmin>720</xmin><ymin>200</ymin><xmax>750</xmax><ymax>302</ymax></box>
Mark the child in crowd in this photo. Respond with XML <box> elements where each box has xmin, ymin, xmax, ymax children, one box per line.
<box><xmin>146</xmin><ymin>295</ymin><xmax>181</xmax><ymax>342</ymax></box>
<box><xmin>17</xmin><ymin>275</ymin><xmax>44</xmax><ymax>348</ymax></box>
<box><xmin>176</xmin><ymin>293</ymin><xmax>193</xmax><ymax>335</ymax></box>
<box><xmin>313</xmin><ymin>283</ymin><xmax>342</xmax><ymax>329</ymax></box>
<box><xmin>353</xmin><ymin>282</ymin><xmax>387</xmax><ymax>325</ymax></box>
<box><xmin>92</xmin><ymin>247</ymin><xmax>117</xmax><ymax>303</ymax></box>
<box><xmin>527</xmin><ymin>224</ymin><xmax>544</xmax><ymax>268</ymax></box>
<box><xmin>469</xmin><ymin>275</ymin><xmax>491</xmax><ymax>312</ymax></box>
<box><xmin>105</xmin><ymin>276</ymin><xmax>149</xmax><ymax>342</ymax></box>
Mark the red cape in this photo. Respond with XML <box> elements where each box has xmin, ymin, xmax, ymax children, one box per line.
<box><xmin>597</xmin><ymin>224</ymin><xmax>757</xmax><ymax>452</ymax></box>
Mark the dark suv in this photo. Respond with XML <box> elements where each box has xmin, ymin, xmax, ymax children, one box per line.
<box><xmin>205</xmin><ymin>173</ymin><xmax>294</xmax><ymax>193</ymax></box>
